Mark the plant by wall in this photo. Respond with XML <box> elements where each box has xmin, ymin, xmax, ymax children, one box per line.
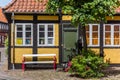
<box><xmin>69</xmin><ymin>49</ymin><xmax>108</xmax><ymax>78</ymax></box>
<box><xmin>5</xmin><ymin>37</ymin><xmax>8</xmax><ymax>55</ymax></box>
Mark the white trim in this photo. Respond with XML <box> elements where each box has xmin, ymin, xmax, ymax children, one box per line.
<box><xmin>15</xmin><ymin>23</ymin><xmax>33</xmax><ymax>46</ymax></box>
<box><xmin>89</xmin><ymin>24</ymin><xmax>92</xmax><ymax>46</ymax></box>
<box><xmin>104</xmin><ymin>24</ymin><xmax>120</xmax><ymax>47</ymax></box>
<box><xmin>37</xmin><ymin>24</ymin><xmax>55</xmax><ymax>46</ymax></box>
<box><xmin>87</xmin><ymin>24</ymin><xmax>99</xmax><ymax>47</ymax></box>
<box><xmin>111</xmin><ymin>25</ymin><xmax>114</xmax><ymax>46</ymax></box>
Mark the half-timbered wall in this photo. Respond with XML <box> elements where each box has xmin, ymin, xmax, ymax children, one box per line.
<box><xmin>10</xmin><ymin>14</ymin><xmax>60</xmax><ymax>64</ymax></box>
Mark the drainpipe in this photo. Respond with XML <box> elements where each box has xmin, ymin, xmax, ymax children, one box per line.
<box><xmin>12</xmin><ymin>12</ymin><xmax>15</xmax><ymax>70</ymax></box>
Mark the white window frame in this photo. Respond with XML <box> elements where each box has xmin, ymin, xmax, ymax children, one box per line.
<box><xmin>87</xmin><ymin>24</ymin><xmax>100</xmax><ymax>47</ymax></box>
<box><xmin>15</xmin><ymin>23</ymin><xmax>33</xmax><ymax>46</ymax></box>
<box><xmin>104</xmin><ymin>24</ymin><xmax>120</xmax><ymax>47</ymax></box>
<box><xmin>37</xmin><ymin>24</ymin><xmax>55</xmax><ymax>46</ymax></box>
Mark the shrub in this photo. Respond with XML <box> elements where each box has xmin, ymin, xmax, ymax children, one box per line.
<box><xmin>69</xmin><ymin>49</ymin><xmax>108</xmax><ymax>78</ymax></box>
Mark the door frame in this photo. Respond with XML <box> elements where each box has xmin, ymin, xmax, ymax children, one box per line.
<box><xmin>62</xmin><ymin>23</ymin><xmax>79</xmax><ymax>63</ymax></box>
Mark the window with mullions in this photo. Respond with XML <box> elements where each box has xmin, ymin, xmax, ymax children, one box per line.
<box><xmin>114</xmin><ymin>25</ymin><xmax>120</xmax><ymax>45</ymax></box>
<box><xmin>86</xmin><ymin>24</ymin><xmax>99</xmax><ymax>46</ymax></box>
<box><xmin>15</xmin><ymin>24</ymin><xmax>33</xmax><ymax>46</ymax></box>
<box><xmin>38</xmin><ymin>24</ymin><xmax>54</xmax><ymax>46</ymax></box>
<box><xmin>104</xmin><ymin>24</ymin><xmax>120</xmax><ymax>46</ymax></box>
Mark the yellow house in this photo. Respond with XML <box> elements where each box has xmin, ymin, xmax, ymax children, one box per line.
<box><xmin>3</xmin><ymin>0</ymin><xmax>120</xmax><ymax>69</ymax></box>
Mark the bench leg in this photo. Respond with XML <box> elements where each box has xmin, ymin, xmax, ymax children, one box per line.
<box><xmin>53</xmin><ymin>56</ymin><xmax>57</xmax><ymax>70</ymax></box>
<box><xmin>22</xmin><ymin>57</ymin><xmax>25</xmax><ymax>71</ymax></box>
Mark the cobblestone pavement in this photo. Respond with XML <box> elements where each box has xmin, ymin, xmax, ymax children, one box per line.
<box><xmin>0</xmin><ymin>47</ymin><xmax>120</xmax><ymax>80</ymax></box>
<box><xmin>0</xmin><ymin>47</ymin><xmax>19</xmax><ymax>80</ymax></box>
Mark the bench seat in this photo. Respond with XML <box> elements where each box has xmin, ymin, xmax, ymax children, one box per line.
<box><xmin>24</xmin><ymin>61</ymin><xmax>54</xmax><ymax>64</ymax></box>
<box><xmin>22</xmin><ymin>53</ymin><xmax>57</xmax><ymax>71</ymax></box>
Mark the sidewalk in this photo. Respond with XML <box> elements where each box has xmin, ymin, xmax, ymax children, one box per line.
<box><xmin>0</xmin><ymin>48</ymin><xmax>21</xmax><ymax>80</ymax></box>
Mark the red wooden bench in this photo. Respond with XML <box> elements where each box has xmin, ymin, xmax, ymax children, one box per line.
<box><xmin>22</xmin><ymin>54</ymin><xmax>57</xmax><ymax>71</ymax></box>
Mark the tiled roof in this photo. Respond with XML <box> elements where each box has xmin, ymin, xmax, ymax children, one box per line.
<box><xmin>3</xmin><ymin>0</ymin><xmax>120</xmax><ymax>14</ymax></box>
<box><xmin>4</xmin><ymin>0</ymin><xmax>48</xmax><ymax>13</ymax></box>
<box><xmin>0</xmin><ymin>8</ymin><xmax>8</xmax><ymax>23</ymax></box>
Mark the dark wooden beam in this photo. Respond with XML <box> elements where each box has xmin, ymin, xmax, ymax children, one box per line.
<box><xmin>100</xmin><ymin>21</ymin><xmax>104</xmax><ymax>57</ymax></box>
<box><xmin>59</xmin><ymin>8</ymin><xmax>63</xmax><ymax>64</ymax></box>
<box><xmin>33</xmin><ymin>14</ymin><xmax>37</xmax><ymax>61</ymax></box>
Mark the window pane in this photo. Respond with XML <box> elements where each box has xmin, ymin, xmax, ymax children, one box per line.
<box><xmin>16</xmin><ymin>38</ymin><xmax>23</xmax><ymax>45</ymax></box>
<box><xmin>25</xmin><ymin>38</ymin><xmax>31</xmax><ymax>44</ymax></box>
<box><xmin>92</xmin><ymin>39</ymin><xmax>98</xmax><ymax>45</ymax></box>
<box><xmin>39</xmin><ymin>39</ymin><xmax>45</xmax><ymax>44</ymax></box>
<box><xmin>26</xmin><ymin>26</ymin><xmax>31</xmax><ymax>31</ymax></box>
<box><xmin>48</xmin><ymin>38</ymin><xmax>53</xmax><ymax>44</ymax></box>
<box><xmin>39</xmin><ymin>32</ymin><xmax>44</xmax><ymax>37</ymax></box>
<box><xmin>114</xmin><ymin>39</ymin><xmax>119</xmax><ymax>45</ymax></box>
<box><xmin>48</xmin><ymin>32</ymin><xmax>53</xmax><ymax>37</ymax></box>
<box><xmin>86</xmin><ymin>33</ymin><xmax>89</xmax><ymax>38</ymax></box>
<box><xmin>105</xmin><ymin>25</ymin><xmax>111</xmax><ymax>31</ymax></box>
<box><xmin>92</xmin><ymin>33</ymin><xmax>98</xmax><ymax>38</ymax></box>
<box><xmin>114</xmin><ymin>25</ymin><xmax>119</xmax><ymax>31</ymax></box>
<box><xmin>39</xmin><ymin>25</ymin><xmax>45</xmax><ymax>31</ymax></box>
<box><xmin>87</xmin><ymin>39</ymin><xmax>90</xmax><ymax>45</ymax></box>
<box><xmin>105</xmin><ymin>39</ymin><xmax>111</xmax><ymax>45</ymax></box>
<box><xmin>93</xmin><ymin>25</ymin><xmax>98</xmax><ymax>31</ymax></box>
<box><xmin>105</xmin><ymin>32</ymin><xmax>111</xmax><ymax>38</ymax></box>
<box><xmin>25</xmin><ymin>25</ymin><xmax>32</xmax><ymax>45</ymax></box>
<box><xmin>26</xmin><ymin>32</ymin><xmax>31</xmax><ymax>37</ymax></box>
<box><xmin>86</xmin><ymin>25</ymin><xmax>89</xmax><ymax>31</ymax></box>
<box><xmin>114</xmin><ymin>33</ymin><xmax>119</xmax><ymax>38</ymax></box>
<box><xmin>86</xmin><ymin>25</ymin><xmax>89</xmax><ymax>45</ymax></box>
<box><xmin>48</xmin><ymin>25</ymin><xmax>53</xmax><ymax>31</ymax></box>
<box><xmin>17</xmin><ymin>26</ymin><xmax>22</xmax><ymax>31</ymax></box>
<box><xmin>17</xmin><ymin>32</ymin><xmax>22</xmax><ymax>37</ymax></box>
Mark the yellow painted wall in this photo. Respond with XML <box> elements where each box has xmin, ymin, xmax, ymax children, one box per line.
<box><xmin>62</xmin><ymin>15</ymin><xmax>120</xmax><ymax>21</ymax></box>
<box><xmin>37</xmin><ymin>48</ymin><xmax>59</xmax><ymax>63</ymax></box>
<box><xmin>104</xmin><ymin>49</ymin><xmax>120</xmax><ymax>64</ymax></box>
<box><xmin>13</xmin><ymin>15</ymin><xmax>120</xmax><ymax>21</ymax></box>
<box><xmin>14</xmin><ymin>15</ymin><xmax>33</xmax><ymax>20</ymax></box>
<box><xmin>106</xmin><ymin>16</ymin><xmax>120</xmax><ymax>20</ymax></box>
<box><xmin>90</xmin><ymin>48</ymin><xmax>120</xmax><ymax>64</ymax></box>
<box><xmin>90</xmin><ymin>48</ymin><xmax>99</xmax><ymax>54</ymax></box>
<box><xmin>11</xmin><ymin>48</ymin><xmax>33</xmax><ymax>63</ymax></box>
<box><xmin>54</xmin><ymin>24</ymin><xmax>59</xmax><ymax>46</ymax></box>
<box><xmin>37</xmin><ymin>16</ymin><xmax>58</xmax><ymax>20</ymax></box>
<box><xmin>62</xmin><ymin>15</ymin><xmax>72</xmax><ymax>20</ymax></box>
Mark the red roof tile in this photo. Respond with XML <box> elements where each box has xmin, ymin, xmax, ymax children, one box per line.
<box><xmin>0</xmin><ymin>8</ymin><xmax>8</xmax><ymax>23</ymax></box>
<box><xmin>4</xmin><ymin>0</ymin><xmax>48</xmax><ymax>13</ymax></box>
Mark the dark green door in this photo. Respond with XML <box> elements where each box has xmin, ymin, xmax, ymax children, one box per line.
<box><xmin>62</xmin><ymin>28</ymin><xmax>77</xmax><ymax>62</ymax></box>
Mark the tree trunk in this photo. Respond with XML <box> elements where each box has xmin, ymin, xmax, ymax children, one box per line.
<box><xmin>100</xmin><ymin>21</ymin><xmax>104</xmax><ymax>57</ymax></box>
<box><xmin>82</xmin><ymin>26</ymin><xmax>87</xmax><ymax>52</ymax></box>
